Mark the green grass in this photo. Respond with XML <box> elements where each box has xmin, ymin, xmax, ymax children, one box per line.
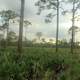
<box><xmin>0</xmin><ymin>47</ymin><xmax>80</xmax><ymax>80</ymax></box>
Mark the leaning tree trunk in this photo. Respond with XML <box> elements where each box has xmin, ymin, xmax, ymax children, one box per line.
<box><xmin>56</xmin><ymin>0</ymin><xmax>59</xmax><ymax>52</ymax></box>
<box><xmin>71</xmin><ymin>0</ymin><xmax>75</xmax><ymax>54</ymax></box>
<box><xmin>18</xmin><ymin>0</ymin><xmax>25</xmax><ymax>53</ymax></box>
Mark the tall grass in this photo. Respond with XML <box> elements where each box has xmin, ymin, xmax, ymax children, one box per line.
<box><xmin>0</xmin><ymin>47</ymin><xmax>80</xmax><ymax>80</ymax></box>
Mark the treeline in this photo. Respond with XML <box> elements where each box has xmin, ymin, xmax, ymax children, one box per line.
<box><xmin>0</xmin><ymin>38</ymin><xmax>79</xmax><ymax>48</ymax></box>
<box><xmin>0</xmin><ymin>0</ymin><xmax>80</xmax><ymax>53</ymax></box>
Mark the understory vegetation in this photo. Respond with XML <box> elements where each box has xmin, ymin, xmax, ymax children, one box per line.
<box><xmin>0</xmin><ymin>48</ymin><xmax>80</xmax><ymax>80</ymax></box>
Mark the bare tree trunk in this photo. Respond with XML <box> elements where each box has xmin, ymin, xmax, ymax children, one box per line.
<box><xmin>71</xmin><ymin>0</ymin><xmax>75</xmax><ymax>54</ymax></box>
<box><xmin>0</xmin><ymin>39</ymin><xmax>1</xmax><ymax>49</ymax></box>
<box><xmin>56</xmin><ymin>0</ymin><xmax>59</xmax><ymax>52</ymax></box>
<box><xmin>25</xmin><ymin>27</ymin><xmax>27</xmax><ymax>41</ymax></box>
<box><xmin>18</xmin><ymin>0</ymin><xmax>25</xmax><ymax>53</ymax></box>
<box><xmin>6</xmin><ymin>21</ymin><xmax>9</xmax><ymax>47</ymax></box>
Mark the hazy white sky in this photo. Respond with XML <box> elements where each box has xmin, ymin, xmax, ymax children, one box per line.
<box><xmin>0</xmin><ymin>0</ymin><xmax>80</xmax><ymax>41</ymax></box>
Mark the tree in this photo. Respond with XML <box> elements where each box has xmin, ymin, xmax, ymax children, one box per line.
<box><xmin>0</xmin><ymin>10</ymin><xmax>18</xmax><ymax>46</ymax></box>
<box><xmin>0</xmin><ymin>23</ymin><xmax>8</xmax><ymax>31</ymax></box>
<box><xmin>64</xmin><ymin>0</ymin><xmax>80</xmax><ymax>53</ymax></box>
<box><xmin>68</xmin><ymin>26</ymin><xmax>80</xmax><ymax>34</ymax></box>
<box><xmin>35</xmin><ymin>0</ymin><xmax>62</xmax><ymax>52</ymax></box>
<box><xmin>23</xmin><ymin>20</ymin><xmax>31</xmax><ymax>40</ymax></box>
<box><xmin>16</xmin><ymin>19</ymin><xmax>31</xmax><ymax>41</ymax></box>
<box><xmin>18</xmin><ymin>0</ymin><xmax>25</xmax><ymax>53</ymax></box>
<box><xmin>41</xmin><ymin>38</ymin><xmax>46</xmax><ymax>43</ymax></box>
<box><xmin>71</xmin><ymin>0</ymin><xmax>76</xmax><ymax>53</ymax></box>
<box><xmin>36</xmin><ymin>32</ymin><xmax>43</xmax><ymax>41</ymax></box>
<box><xmin>0</xmin><ymin>34</ymin><xmax>3</xmax><ymax>48</ymax></box>
<box><xmin>0</xmin><ymin>24</ymin><xmax>7</xmax><ymax>48</ymax></box>
<box><xmin>8</xmin><ymin>31</ymin><xmax>17</xmax><ymax>43</ymax></box>
<box><xmin>56</xmin><ymin>0</ymin><xmax>59</xmax><ymax>52</ymax></box>
<box><xmin>49</xmin><ymin>39</ymin><xmax>54</xmax><ymax>43</ymax></box>
<box><xmin>60</xmin><ymin>39</ymin><xmax>68</xmax><ymax>47</ymax></box>
<box><xmin>68</xmin><ymin>26</ymin><xmax>80</xmax><ymax>46</ymax></box>
<box><xmin>32</xmin><ymin>38</ymin><xmax>37</xmax><ymax>43</ymax></box>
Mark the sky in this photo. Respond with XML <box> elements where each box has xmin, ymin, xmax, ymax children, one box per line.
<box><xmin>0</xmin><ymin>0</ymin><xmax>80</xmax><ymax>42</ymax></box>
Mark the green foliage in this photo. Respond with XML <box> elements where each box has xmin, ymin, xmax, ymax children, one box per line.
<box><xmin>36</xmin><ymin>32</ymin><xmax>43</xmax><ymax>40</ymax></box>
<box><xmin>68</xmin><ymin>26</ymin><xmax>80</xmax><ymax>34</ymax></box>
<box><xmin>8</xmin><ymin>31</ymin><xmax>18</xmax><ymax>42</ymax></box>
<box><xmin>0</xmin><ymin>48</ymin><xmax>80</xmax><ymax>80</ymax></box>
<box><xmin>35</xmin><ymin>0</ymin><xmax>58</xmax><ymax>23</ymax></box>
<box><xmin>0</xmin><ymin>10</ymin><xmax>18</xmax><ymax>20</ymax></box>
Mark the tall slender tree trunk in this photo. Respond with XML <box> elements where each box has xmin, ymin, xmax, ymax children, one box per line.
<box><xmin>0</xmin><ymin>39</ymin><xmax>1</xmax><ymax>49</ymax></box>
<box><xmin>6</xmin><ymin>21</ymin><xmax>9</xmax><ymax>47</ymax></box>
<box><xmin>3</xmin><ymin>30</ymin><xmax>6</xmax><ymax>48</ymax></box>
<box><xmin>56</xmin><ymin>0</ymin><xmax>59</xmax><ymax>52</ymax></box>
<box><xmin>71</xmin><ymin>0</ymin><xmax>75</xmax><ymax>54</ymax></box>
<box><xmin>25</xmin><ymin>27</ymin><xmax>27</xmax><ymax>41</ymax></box>
<box><xmin>18</xmin><ymin>0</ymin><xmax>25</xmax><ymax>53</ymax></box>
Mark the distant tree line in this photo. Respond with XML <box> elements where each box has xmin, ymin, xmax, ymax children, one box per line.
<box><xmin>0</xmin><ymin>0</ymin><xmax>80</xmax><ymax>53</ymax></box>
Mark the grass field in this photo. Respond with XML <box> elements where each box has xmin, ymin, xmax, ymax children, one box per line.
<box><xmin>0</xmin><ymin>47</ymin><xmax>80</xmax><ymax>80</ymax></box>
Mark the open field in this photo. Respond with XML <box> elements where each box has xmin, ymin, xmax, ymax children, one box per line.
<box><xmin>0</xmin><ymin>47</ymin><xmax>80</xmax><ymax>80</ymax></box>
